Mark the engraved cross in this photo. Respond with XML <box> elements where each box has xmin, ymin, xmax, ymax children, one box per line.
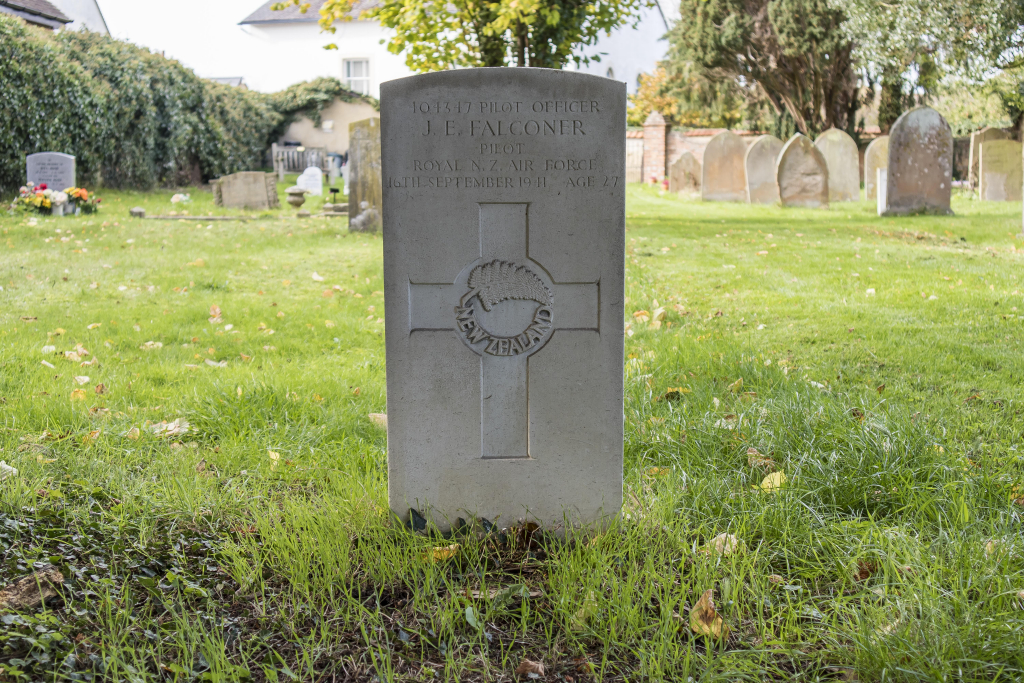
<box><xmin>408</xmin><ymin>203</ymin><xmax>600</xmax><ymax>459</ymax></box>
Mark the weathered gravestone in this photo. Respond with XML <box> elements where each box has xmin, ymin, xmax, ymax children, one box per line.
<box><xmin>776</xmin><ymin>134</ymin><xmax>829</xmax><ymax>208</ymax></box>
<box><xmin>814</xmin><ymin>128</ymin><xmax>859</xmax><ymax>202</ymax></box>
<box><xmin>979</xmin><ymin>140</ymin><xmax>1023</xmax><ymax>201</ymax></box>
<box><xmin>381</xmin><ymin>69</ymin><xmax>625</xmax><ymax>531</ymax></box>
<box><xmin>348</xmin><ymin>117</ymin><xmax>383</xmax><ymax>232</ymax></box>
<box><xmin>26</xmin><ymin>152</ymin><xmax>75</xmax><ymax>190</ymax></box>
<box><xmin>884</xmin><ymin>106</ymin><xmax>953</xmax><ymax>216</ymax></box>
<box><xmin>211</xmin><ymin>172</ymin><xmax>279</xmax><ymax>210</ymax></box>
<box><xmin>969</xmin><ymin>127</ymin><xmax>1010</xmax><ymax>190</ymax></box>
<box><xmin>744</xmin><ymin>135</ymin><xmax>783</xmax><ymax>204</ymax></box>
<box><xmin>701</xmin><ymin>130</ymin><xmax>747</xmax><ymax>201</ymax></box>
<box><xmin>296</xmin><ymin>167</ymin><xmax>323</xmax><ymax>196</ymax></box>
<box><xmin>668</xmin><ymin>152</ymin><xmax>701</xmax><ymax>194</ymax></box>
<box><xmin>864</xmin><ymin>136</ymin><xmax>889</xmax><ymax>202</ymax></box>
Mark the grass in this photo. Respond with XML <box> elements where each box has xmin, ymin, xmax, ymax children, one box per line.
<box><xmin>1</xmin><ymin>183</ymin><xmax>1023</xmax><ymax>681</ymax></box>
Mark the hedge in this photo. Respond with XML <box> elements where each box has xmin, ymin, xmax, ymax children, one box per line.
<box><xmin>0</xmin><ymin>16</ymin><xmax>377</xmax><ymax>195</ymax></box>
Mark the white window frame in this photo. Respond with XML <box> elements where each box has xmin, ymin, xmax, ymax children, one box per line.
<box><xmin>343</xmin><ymin>58</ymin><xmax>371</xmax><ymax>95</ymax></box>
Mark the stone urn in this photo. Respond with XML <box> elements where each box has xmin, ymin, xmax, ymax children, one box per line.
<box><xmin>285</xmin><ymin>186</ymin><xmax>307</xmax><ymax>208</ymax></box>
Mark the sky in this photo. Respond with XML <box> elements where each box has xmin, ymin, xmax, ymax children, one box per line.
<box><xmin>97</xmin><ymin>0</ymin><xmax>328</xmax><ymax>91</ymax></box>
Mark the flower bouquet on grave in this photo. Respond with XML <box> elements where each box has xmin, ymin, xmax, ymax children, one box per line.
<box><xmin>65</xmin><ymin>187</ymin><xmax>101</xmax><ymax>214</ymax></box>
<box><xmin>9</xmin><ymin>182</ymin><xmax>53</xmax><ymax>214</ymax></box>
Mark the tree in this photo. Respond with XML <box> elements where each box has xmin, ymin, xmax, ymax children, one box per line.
<box><xmin>272</xmin><ymin>0</ymin><xmax>651</xmax><ymax>71</ymax></box>
<box><xmin>628</xmin><ymin>64</ymin><xmax>746</xmax><ymax>128</ymax></box>
<box><xmin>666</xmin><ymin>0</ymin><xmax>860</xmax><ymax>137</ymax></box>
<box><xmin>837</xmin><ymin>0</ymin><xmax>1024</xmax><ymax>130</ymax></box>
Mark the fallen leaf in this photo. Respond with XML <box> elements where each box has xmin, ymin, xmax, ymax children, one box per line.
<box><xmin>311</xmin><ymin>272</ymin><xmax>325</xmax><ymax>282</ymax></box>
<box><xmin>767</xmin><ymin>574</ymin><xmax>785</xmax><ymax>584</ymax></box>
<box><xmin>95</xmin><ymin>383</ymin><xmax>106</xmax><ymax>395</ymax></box>
<box><xmin>87</xmin><ymin>323</ymin><xmax>101</xmax><ymax>330</ymax></box>
<box><xmin>690</xmin><ymin>589</ymin><xmax>729</xmax><ymax>639</ymax></box>
<box><xmin>73</xmin><ymin>375</ymin><xmax>90</xmax><ymax>385</ymax></box>
<box><xmin>268</xmin><ymin>450</ymin><xmax>280</xmax><ymax>470</ymax></box>
<box><xmin>70</xmin><ymin>389</ymin><xmax>87</xmax><ymax>401</ymax></box>
<box><xmin>646</xmin><ymin>466</ymin><xmax>670</xmax><ymax>477</ymax></box>
<box><xmin>757</xmin><ymin>471</ymin><xmax>787</xmax><ymax>492</ymax></box>
<box><xmin>514</xmin><ymin>659</ymin><xmax>545</xmax><ymax>678</ymax></box>
<box><xmin>707</xmin><ymin>533</ymin><xmax>745</xmax><ymax>556</ymax></box>
<box><xmin>423</xmin><ymin>543</ymin><xmax>459</xmax><ymax>562</ymax></box>
<box><xmin>728</xmin><ymin>377</ymin><xmax>744</xmax><ymax>392</ymax></box>
<box><xmin>876</xmin><ymin>384</ymin><xmax>886</xmax><ymax>394</ymax></box>
<box><xmin>0</xmin><ymin>461</ymin><xmax>18</xmax><ymax>480</ymax></box>
<box><xmin>571</xmin><ymin>590</ymin><xmax>600</xmax><ymax>630</ymax></box>
<box><xmin>204</xmin><ymin>359</ymin><xmax>227</xmax><ymax>368</ymax></box>
<box><xmin>125</xmin><ymin>427</ymin><xmax>141</xmax><ymax>440</ymax></box>
<box><xmin>140</xmin><ymin>341</ymin><xmax>163</xmax><ymax>350</ymax></box>
<box><xmin>852</xmin><ymin>559</ymin><xmax>877</xmax><ymax>582</ymax></box>
<box><xmin>41</xmin><ymin>360</ymin><xmax>56</xmax><ymax>369</ymax></box>
<box><xmin>369</xmin><ymin>413</ymin><xmax>388</xmax><ymax>429</ymax></box>
<box><xmin>150</xmin><ymin>419</ymin><xmax>190</xmax><ymax>437</ymax></box>
<box><xmin>747</xmin><ymin>447</ymin><xmax>775</xmax><ymax>471</ymax></box>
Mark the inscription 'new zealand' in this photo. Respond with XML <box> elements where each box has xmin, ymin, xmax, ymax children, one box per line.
<box><xmin>456</xmin><ymin>260</ymin><xmax>554</xmax><ymax>356</ymax></box>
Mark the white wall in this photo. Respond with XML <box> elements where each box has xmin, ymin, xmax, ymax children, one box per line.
<box><xmin>50</xmin><ymin>0</ymin><xmax>109</xmax><ymax>33</ymax></box>
<box><xmin>241</xmin><ymin>21</ymin><xmax>412</xmax><ymax>97</ymax></box>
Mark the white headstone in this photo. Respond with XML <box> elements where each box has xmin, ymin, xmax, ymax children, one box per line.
<box><xmin>877</xmin><ymin>168</ymin><xmax>887</xmax><ymax>216</ymax></box>
<box><xmin>381</xmin><ymin>69</ymin><xmax>626</xmax><ymax>531</ymax></box>
<box><xmin>296</xmin><ymin>166</ymin><xmax>323</xmax><ymax>196</ymax></box>
<box><xmin>26</xmin><ymin>152</ymin><xmax>76</xmax><ymax>190</ymax></box>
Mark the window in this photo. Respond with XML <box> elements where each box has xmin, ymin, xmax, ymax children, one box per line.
<box><xmin>344</xmin><ymin>59</ymin><xmax>370</xmax><ymax>95</ymax></box>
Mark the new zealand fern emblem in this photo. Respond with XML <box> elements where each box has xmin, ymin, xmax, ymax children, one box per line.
<box><xmin>462</xmin><ymin>260</ymin><xmax>553</xmax><ymax>309</ymax></box>
<box><xmin>455</xmin><ymin>260</ymin><xmax>555</xmax><ymax>357</ymax></box>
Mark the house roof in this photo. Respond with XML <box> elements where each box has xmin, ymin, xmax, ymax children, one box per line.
<box><xmin>0</xmin><ymin>0</ymin><xmax>71</xmax><ymax>27</ymax></box>
<box><xmin>240</xmin><ymin>0</ymin><xmax>375</xmax><ymax>25</ymax></box>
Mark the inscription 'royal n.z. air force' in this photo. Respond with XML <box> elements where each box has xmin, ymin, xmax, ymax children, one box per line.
<box><xmin>455</xmin><ymin>260</ymin><xmax>554</xmax><ymax>357</ymax></box>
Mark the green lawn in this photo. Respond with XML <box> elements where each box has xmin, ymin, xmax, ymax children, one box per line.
<box><xmin>1</xmin><ymin>185</ymin><xmax>1024</xmax><ymax>681</ymax></box>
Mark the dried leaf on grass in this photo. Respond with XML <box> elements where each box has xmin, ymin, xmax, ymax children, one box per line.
<box><xmin>757</xmin><ymin>471</ymin><xmax>787</xmax><ymax>492</ymax></box>
<box><xmin>0</xmin><ymin>566</ymin><xmax>64</xmax><ymax>610</ymax></box>
<box><xmin>746</xmin><ymin>447</ymin><xmax>775</xmax><ymax>471</ymax></box>
<box><xmin>690</xmin><ymin>589</ymin><xmax>729</xmax><ymax>639</ymax></box>
<box><xmin>369</xmin><ymin>413</ymin><xmax>388</xmax><ymax>429</ymax></box>
<box><xmin>0</xmin><ymin>461</ymin><xmax>18</xmax><ymax>481</ymax></box>
<box><xmin>706</xmin><ymin>533</ymin><xmax>745</xmax><ymax>556</ymax></box>
<box><xmin>422</xmin><ymin>544</ymin><xmax>460</xmax><ymax>562</ymax></box>
<box><xmin>514</xmin><ymin>659</ymin><xmax>545</xmax><ymax>678</ymax></box>
<box><xmin>70</xmin><ymin>389</ymin><xmax>86</xmax><ymax>401</ymax></box>
<box><xmin>150</xmin><ymin>419</ymin><xmax>191</xmax><ymax>437</ymax></box>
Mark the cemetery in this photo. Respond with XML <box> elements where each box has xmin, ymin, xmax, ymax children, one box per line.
<box><xmin>1</xmin><ymin>0</ymin><xmax>1024</xmax><ymax>681</ymax></box>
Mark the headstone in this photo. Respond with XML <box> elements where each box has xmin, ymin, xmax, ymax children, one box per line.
<box><xmin>296</xmin><ymin>167</ymin><xmax>324</xmax><ymax>196</ymax></box>
<box><xmin>884</xmin><ymin>106</ymin><xmax>953</xmax><ymax>216</ymax></box>
<box><xmin>876</xmin><ymin>168</ymin><xmax>887</xmax><ymax>216</ymax></box>
<box><xmin>968</xmin><ymin>127</ymin><xmax>1010</xmax><ymax>190</ymax></box>
<box><xmin>380</xmin><ymin>69</ymin><xmax>625</xmax><ymax>531</ymax></box>
<box><xmin>744</xmin><ymin>135</ymin><xmax>783</xmax><ymax>204</ymax></box>
<box><xmin>701</xmin><ymin>130</ymin><xmax>747</xmax><ymax>201</ymax></box>
<box><xmin>776</xmin><ymin>134</ymin><xmax>829</xmax><ymax>208</ymax></box>
<box><xmin>212</xmin><ymin>172</ymin><xmax>279</xmax><ymax>210</ymax></box>
<box><xmin>813</xmin><ymin>128</ymin><xmax>859</xmax><ymax>202</ymax></box>
<box><xmin>864</xmin><ymin>136</ymin><xmax>889</xmax><ymax>201</ymax></box>
<box><xmin>979</xmin><ymin>140</ymin><xmax>1023</xmax><ymax>201</ymax></box>
<box><xmin>668</xmin><ymin>152</ymin><xmax>701</xmax><ymax>194</ymax></box>
<box><xmin>26</xmin><ymin>152</ymin><xmax>75</xmax><ymax>190</ymax></box>
<box><xmin>348</xmin><ymin>118</ymin><xmax>382</xmax><ymax>231</ymax></box>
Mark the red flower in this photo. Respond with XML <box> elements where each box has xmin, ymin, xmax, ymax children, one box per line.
<box><xmin>38</xmin><ymin>184</ymin><xmax>47</xmax><ymax>190</ymax></box>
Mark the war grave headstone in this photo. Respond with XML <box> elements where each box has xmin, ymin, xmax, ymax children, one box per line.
<box><xmin>26</xmin><ymin>152</ymin><xmax>75</xmax><ymax>191</ymax></box>
<box><xmin>381</xmin><ymin>69</ymin><xmax>625</xmax><ymax>531</ymax></box>
<box><xmin>776</xmin><ymin>134</ymin><xmax>829</xmax><ymax>208</ymax></box>
<box><xmin>744</xmin><ymin>135</ymin><xmax>783</xmax><ymax>204</ymax></box>
<box><xmin>884</xmin><ymin>107</ymin><xmax>953</xmax><ymax>216</ymax></box>
<box><xmin>668</xmin><ymin>152</ymin><xmax>701</xmax><ymax>194</ymax></box>
<box><xmin>814</xmin><ymin>128</ymin><xmax>859</xmax><ymax>202</ymax></box>
<box><xmin>348</xmin><ymin>117</ymin><xmax>383</xmax><ymax>232</ymax></box>
<box><xmin>979</xmin><ymin>140</ymin><xmax>1023</xmax><ymax>202</ymax></box>
<box><xmin>296</xmin><ymin>166</ymin><xmax>324</xmax><ymax>196</ymax></box>
<box><xmin>968</xmin><ymin>127</ymin><xmax>1010</xmax><ymax>190</ymax></box>
<box><xmin>701</xmin><ymin>130</ymin><xmax>747</xmax><ymax>201</ymax></box>
<box><xmin>864</xmin><ymin>136</ymin><xmax>889</xmax><ymax>201</ymax></box>
<box><xmin>211</xmin><ymin>171</ymin><xmax>279</xmax><ymax>210</ymax></box>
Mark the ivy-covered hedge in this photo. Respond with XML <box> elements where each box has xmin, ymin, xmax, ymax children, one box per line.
<box><xmin>0</xmin><ymin>16</ymin><xmax>376</xmax><ymax>195</ymax></box>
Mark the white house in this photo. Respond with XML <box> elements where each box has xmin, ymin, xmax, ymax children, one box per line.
<box><xmin>238</xmin><ymin>0</ymin><xmax>676</xmax><ymax>98</ymax></box>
